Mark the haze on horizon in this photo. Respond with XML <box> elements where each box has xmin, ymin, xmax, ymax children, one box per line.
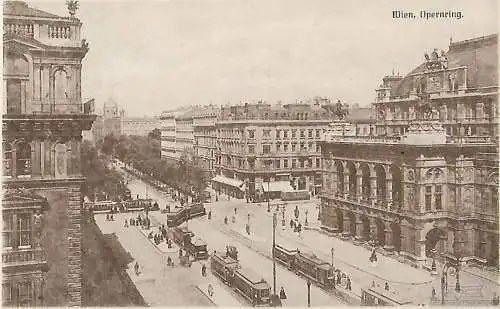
<box><xmin>30</xmin><ymin>0</ymin><xmax>498</xmax><ymax>117</ymax></box>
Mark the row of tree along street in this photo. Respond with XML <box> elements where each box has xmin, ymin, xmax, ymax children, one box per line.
<box><xmin>98</xmin><ymin>131</ymin><xmax>208</xmax><ymax>201</ymax></box>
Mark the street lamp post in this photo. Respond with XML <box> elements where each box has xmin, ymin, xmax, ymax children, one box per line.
<box><xmin>331</xmin><ymin>247</ymin><xmax>335</xmax><ymax>267</ymax></box>
<box><xmin>272</xmin><ymin>212</ymin><xmax>277</xmax><ymax>296</ymax></box>
<box><xmin>267</xmin><ymin>178</ymin><xmax>271</xmax><ymax>213</ymax></box>
<box><xmin>307</xmin><ymin>279</ymin><xmax>311</xmax><ymax>307</ymax></box>
<box><xmin>305</xmin><ymin>209</ymin><xmax>309</xmax><ymax>226</ymax></box>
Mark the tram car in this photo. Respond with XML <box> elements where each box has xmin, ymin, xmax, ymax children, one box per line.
<box><xmin>273</xmin><ymin>244</ymin><xmax>335</xmax><ymax>289</ymax></box>
<box><xmin>167</xmin><ymin>203</ymin><xmax>206</xmax><ymax>227</ymax></box>
<box><xmin>186</xmin><ymin>237</ymin><xmax>209</xmax><ymax>260</ymax></box>
<box><xmin>85</xmin><ymin>201</ymin><xmax>119</xmax><ymax>214</ymax></box>
<box><xmin>172</xmin><ymin>226</ymin><xmax>194</xmax><ymax>247</ymax></box>
<box><xmin>273</xmin><ymin>244</ymin><xmax>298</xmax><ymax>269</ymax></box>
<box><xmin>122</xmin><ymin>198</ymin><xmax>158</xmax><ymax>212</ymax></box>
<box><xmin>232</xmin><ymin>267</ymin><xmax>271</xmax><ymax>307</ymax></box>
<box><xmin>361</xmin><ymin>286</ymin><xmax>412</xmax><ymax>306</ymax></box>
<box><xmin>210</xmin><ymin>252</ymin><xmax>241</xmax><ymax>283</ymax></box>
<box><xmin>210</xmin><ymin>252</ymin><xmax>271</xmax><ymax>306</ymax></box>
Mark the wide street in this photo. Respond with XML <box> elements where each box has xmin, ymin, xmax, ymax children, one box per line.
<box><xmin>115</xmin><ymin>164</ymin><xmax>499</xmax><ymax>306</ymax></box>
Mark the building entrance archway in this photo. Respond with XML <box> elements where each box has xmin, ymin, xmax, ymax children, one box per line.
<box><xmin>391</xmin><ymin>222</ymin><xmax>402</xmax><ymax>252</ymax></box>
<box><xmin>376</xmin><ymin>218</ymin><xmax>385</xmax><ymax>246</ymax></box>
<box><xmin>425</xmin><ymin>228</ymin><xmax>447</xmax><ymax>257</ymax></box>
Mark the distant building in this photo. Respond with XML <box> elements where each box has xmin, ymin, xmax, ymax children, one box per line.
<box><xmin>102</xmin><ymin>99</ymin><xmax>121</xmax><ymax>137</ymax></box>
<box><xmin>2</xmin><ymin>0</ymin><xmax>95</xmax><ymax>306</ymax></box>
<box><xmin>121</xmin><ymin>116</ymin><xmax>160</xmax><ymax>136</ymax></box>
<box><xmin>193</xmin><ymin>106</ymin><xmax>219</xmax><ymax>177</ymax></box>
<box><xmin>160</xmin><ymin>111</ymin><xmax>178</xmax><ymax>162</ymax></box>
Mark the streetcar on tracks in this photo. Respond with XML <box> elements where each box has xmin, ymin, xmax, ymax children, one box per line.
<box><xmin>210</xmin><ymin>252</ymin><xmax>271</xmax><ymax>306</ymax></box>
<box><xmin>273</xmin><ymin>244</ymin><xmax>335</xmax><ymax>289</ymax></box>
<box><xmin>166</xmin><ymin>203</ymin><xmax>206</xmax><ymax>227</ymax></box>
<box><xmin>361</xmin><ymin>285</ymin><xmax>412</xmax><ymax>306</ymax></box>
<box><xmin>171</xmin><ymin>226</ymin><xmax>208</xmax><ymax>261</ymax></box>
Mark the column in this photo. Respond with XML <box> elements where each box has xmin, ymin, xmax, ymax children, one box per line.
<box><xmin>370</xmin><ymin>176</ymin><xmax>377</xmax><ymax>205</ymax></box>
<box><xmin>383</xmin><ymin>221</ymin><xmax>394</xmax><ymax>251</ymax></box>
<box><xmin>354</xmin><ymin>214</ymin><xmax>364</xmax><ymax>241</ymax></box>
<box><xmin>356</xmin><ymin>171</ymin><xmax>362</xmax><ymax>199</ymax></box>
<box><xmin>331</xmin><ymin>171</ymin><xmax>338</xmax><ymax>195</ymax></box>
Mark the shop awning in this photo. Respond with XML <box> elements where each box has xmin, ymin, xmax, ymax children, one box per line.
<box><xmin>262</xmin><ymin>181</ymin><xmax>294</xmax><ymax>193</ymax></box>
<box><xmin>211</xmin><ymin>175</ymin><xmax>245</xmax><ymax>190</ymax></box>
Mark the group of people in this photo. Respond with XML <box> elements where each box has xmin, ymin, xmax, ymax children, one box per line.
<box><xmin>105</xmin><ymin>213</ymin><xmax>115</xmax><ymax>221</ymax></box>
<box><xmin>125</xmin><ymin>214</ymin><xmax>151</xmax><ymax>230</ymax></box>
<box><xmin>331</xmin><ymin>268</ymin><xmax>352</xmax><ymax>291</ymax></box>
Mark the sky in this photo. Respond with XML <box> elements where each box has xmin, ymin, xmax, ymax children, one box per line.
<box><xmin>30</xmin><ymin>0</ymin><xmax>498</xmax><ymax>117</ymax></box>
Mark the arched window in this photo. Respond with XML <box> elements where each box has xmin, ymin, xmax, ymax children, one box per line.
<box><xmin>4</xmin><ymin>53</ymin><xmax>29</xmax><ymax>115</ymax></box>
<box><xmin>54</xmin><ymin>69</ymin><xmax>68</xmax><ymax>105</ymax></box>
<box><xmin>3</xmin><ymin>142</ymin><xmax>13</xmax><ymax>177</ymax></box>
<box><xmin>16</xmin><ymin>142</ymin><xmax>31</xmax><ymax>177</ymax></box>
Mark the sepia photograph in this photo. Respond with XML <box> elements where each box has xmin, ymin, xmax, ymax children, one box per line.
<box><xmin>1</xmin><ymin>0</ymin><xmax>499</xmax><ymax>307</ymax></box>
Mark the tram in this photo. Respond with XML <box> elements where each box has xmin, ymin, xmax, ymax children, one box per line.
<box><xmin>85</xmin><ymin>201</ymin><xmax>119</xmax><ymax>213</ymax></box>
<box><xmin>210</xmin><ymin>252</ymin><xmax>271</xmax><ymax>306</ymax></box>
<box><xmin>273</xmin><ymin>244</ymin><xmax>335</xmax><ymax>289</ymax></box>
<box><xmin>122</xmin><ymin>198</ymin><xmax>159</xmax><ymax>212</ymax></box>
<box><xmin>166</xmin><ymin>203</ymin><xmax>206</xmax><ymax>227</ymax></box>
<box><xmin>361</xmin><ymin>286</ymin><xmax>412</xmax><ymax>306</ymax></box>
<box><xmin>171</xmin><ymin>226</ymin><xmax>208</xmax><ymax>261</ymax></box>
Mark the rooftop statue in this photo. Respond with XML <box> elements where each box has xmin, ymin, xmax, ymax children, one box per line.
<box><xmin>66</xmin><ymin>0</ymin><xmax>79</xmax><ymax>18</ymax></box>
<box><xmin>424</xmin><ymin>48</ymin><xmax>448</xmax><ymax>71</ymax></box>
<box><xmin>331</xmin><ymin>100</ymin><xmax>349</xmax><ymax>121</ymax></box>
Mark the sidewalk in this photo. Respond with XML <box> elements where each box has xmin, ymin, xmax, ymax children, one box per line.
<box><xmin>196</xmin><ymin>275</ymin><xmax>244</xmax><ymax>307</ymax></box>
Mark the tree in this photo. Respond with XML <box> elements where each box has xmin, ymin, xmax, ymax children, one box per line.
<box><xmin>148</xmin><ymin>128</ymin><xmax>161</xmax><ymax>140</ymax></box>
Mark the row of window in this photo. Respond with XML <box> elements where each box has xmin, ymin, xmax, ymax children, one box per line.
<box><xmin>3</xmin><ymin>281</ymin><xmax>34</xmax><ymax>307</ymax></box>
<box><xmin>249</xmin><ymin>128</ymin><xmax>324</xmax><ymax>139</ymax></box>
<box><xmin>250</xmin><ymin>143</ymin><xmax>321</xmax><ymax>154</ymax></box>
<box><xmin>217</xmin><ymin>158</ymin><xmax>321</xmax><ymax>170</ymax></box>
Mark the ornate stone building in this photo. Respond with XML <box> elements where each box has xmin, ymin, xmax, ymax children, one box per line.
<box><xmin>319</xmin><ymin>34</ymin><xmax>498</xmax><ymax>268</ymax></box>
<box><xmin>160</xmin><ymin>111</ymin><xmax>178</xmax><ymax>162</ymax></box>
<box><xmin>193</xmin><ymin>106</ymin><xmax>219</xmax><ymax>178</ymax></box>
<box><xmin>2</xmin><ymin>0</ymin><xmax>95</xmax><ymax>306</ymax></box>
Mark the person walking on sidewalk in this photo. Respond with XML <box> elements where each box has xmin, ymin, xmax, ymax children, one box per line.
<box><xmin>208</xmin><ymin>284</ymin><xmax>214</xmax><ymax>297</ymax></box>
<box><xmin>279</xmin><ymin>287</ymin><xmax>287</xmax><ymax>300</ymax></box>
<box><xmin>134</xmin><ymin>261</ymin><xmax>140</xmax><ymax>276</ymax></box>
<box><xmin>201</xmin><ymin>263</ymin><xmax>207</xmax><ymax>277</ymax></box>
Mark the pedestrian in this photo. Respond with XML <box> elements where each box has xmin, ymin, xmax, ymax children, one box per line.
<box><xmin>106</xmin><ymin>214</ymin><xmax>109</xmax><ymax>221</ymax></box>
<box><xmin>202</xmin><ymin>263</ymin><xmax>207</xmax><ymax>277</ymax></box>
<box><xmin>279</xmin><ymin>287</ymin><xmax>287</xmax><ymax>300</ymax></box>
<box><xmin>179</xmin><ymin>249</ymin><xmax>183</xmax><ymax>258</ymax></box>
<box><xmin>290</xmin><ymin>219</ymin><xmax>294</xmax><ymax>229</ymax></box>
<box><xmin>432</xmin><ymin>287</ymin><xmax>436</xmax><ymax>300</ymax></box>
<box><xmin>346</xmin><ymin>277</ymin><xmax>351</xmax><ymax>290</ymax></box>
<box><xmin>208</xmin><ymin>284</ymin><xmax>214</xmax><ymax>297</ymax></box>
<box><xmin>385</xmin><ymin>282</ymin><xmax>389</xmax><ymax>291</ymax></box>
<box><xmin>208</xmin><ymin>210</ymin><xmax>212</xmax><ymax>220</ymax></box>
<box><xmin>125</xmin><ymin>220</ymin><xmax>128</xmax><ymax>227</ymax></box>
<box><xmin>134</xmin><ymin>261</ymin><xmax>140</xmax><ymax>275</ymax></box>
<box><xmin>234</xmin><ymin>207</ymin><xmax>237</xmax><ymax>215</ymax></box>
<box><xmin>336</xmin><ymin>272</ymin><xmax>341</xmax><ymax>284</ymax></box>
<box><xmin>224</xmin><ymin>216</ymin><xmax>228</xmax><ymax>224</ymax></box>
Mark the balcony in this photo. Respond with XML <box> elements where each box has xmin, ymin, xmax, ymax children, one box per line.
<box><xmin>2</xmin><ymin>247</ymin><xmax>46</xmax><ymax>268</ymax></box>
<box><xmin>447</xmin><ymin>136</ymin><xmax>494</xmax><ymax>145</ymax></box>
<box><xmin>5</xmin><ymin>100</ymin><xmax>95</xmax><ymax>116</ymax></box>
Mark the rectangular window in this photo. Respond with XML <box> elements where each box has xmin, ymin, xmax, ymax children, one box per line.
<box><xmin>316</xmin><ymin>130</ymin><xmax>320</xmax><ymax>138</ymax></box>
<box><xmin>263</xmin><ymin>145</ymin><xmax>271</xmax><ymax>154</ymax></box>
<box><xmin>3</xmin><ymin>214</ymin><xmax>14</xmax><ymax>248</ymax></box>
<box><xmin>300</xmin><ymin>130</ymin><xmax>305</xmax><ymax>138</ymax></box>
<box><xmin>292</xmin><ymin>159</ymin><xmax>297</xmax><ymax>168</ymax></box>
<box><xmin>17</xmin><ymin>281</ymin><xmax>32</xmax><ymax>306</ymax></box>
<box><xmin>283</xmin><ymin>144</ymin><xmax>289</xmax><ymax>152</ymax></box>
<box><xmin>316</xmin><ymin>145</ymin><xmax>320</xmax><ymax>153</ymax></box>
<box><xmin>275</xmin><ymin>130</ymin><xmax>280</xmax><ymax>139</ymax></box>
<box><xmin>249</xmin><ymin>161</ymin><xmax>255</xmax><ymax>169</ymax></box>
<box><xmin>300</xmin><ymin>143</ymin><xmax>305</xmax><ymax>150</ymax></box>
<box><xmin>291</xmin><ymin>130</ymin><xmax>296</xmax><ymax>139</ymax></box>
<box><xmin>283</xmin><ymin>131</ymin><xmax>288</xmax><ymax>139</ymax></box>
<box><xmin>435</xmin><ymin>185</ymin><xmax>442</xmax><ymax>210</ymax></box>
<box><xmin>291</xmin><ymin>144</ymin><xmax>296</xmax><ymax>152</ymax></box>
<box><xmin>308</xmin><ymin>129</ymin><xmax>313</xmax><ymax>138</ymax></box>
<box><xmin>284</xmin><ymin>159</ymin><xmax>288</xmax><ymax>168</ymax></box>
<box><xmin>263</xmin><ymin>129</ymin><xmax>270</xmax><ymax>138</ymax></box>
<box><xmin>248</xmin><ymin>130</ymin><xmax>255</xmax><ymax>139</ymax></box>
<box><xmin>300</xmin><ymin>160</ymin><xmax>305</xmax><ymax>168</ymax></box>
<box><xmin>275</xmin><ymin>160</ymin><xmax>280</xmax><ymax>168</ymax></box>
<box><xmin>308</xmin><ymin>142</ymin><xmax>313</xmax><ymax>150</ymax></box>
<box><xmin>248</xmin><ymin>145</ymin><xmax>255</xmax><ymax>153</ymax></box>
<box><xmin>316</xmin><ymin>158</ymin><xmax>320</xmax><ymax>168</ymax></box>
<box><xmin>425</xmin><ymin>186</ymin><xmax>432</xmax><ymax>211</ymax></box>
<box><xmin>3</xmin><ymin>283</ymin><xmax>12</xmax><ymax>306</ymax></box>
<box><xmin>276</xmin><ymin>144</ymin><xmax>281</xmax><ymax>152</ymax></box>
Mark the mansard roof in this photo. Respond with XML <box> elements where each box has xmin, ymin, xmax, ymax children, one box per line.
<box><xmin>391</xmin><ymin>34</ymin><xmax>498</xmax><ymax>97</ymax></box>
<box><xmin>3</xmin><ymin>1</ymin><xmax>63</xmax><ymax>19</ymax></box>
